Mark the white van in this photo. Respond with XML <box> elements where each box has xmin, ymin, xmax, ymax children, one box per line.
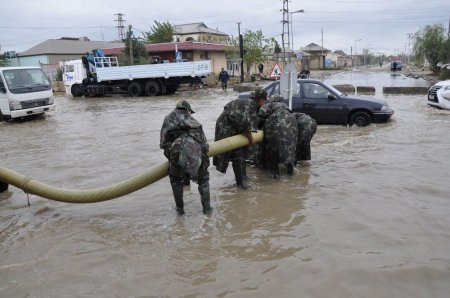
<box><xmin>0</xmin><ymin>66</ymin><xmax>55</xmax><ymax>121</ymax></box>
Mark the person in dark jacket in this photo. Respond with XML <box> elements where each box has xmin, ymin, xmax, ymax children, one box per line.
<box><xmin>259</xmin><ymin>95</ymin><xmax>298</xmax><ymax>178</ymax></box>
<box><xmin>160</xmin><ymin>100</ymin><xmax>212</xmax><ymax>215</ymax></box>
<box><xmin>213</xmin><ymin>88</ymin><xmax>267</xmax><ymax>188</ymax></box>
<box><xmin>218</xmin><ymin>68</ymin><xmax>230</xmax><ymax>91</ymax></box>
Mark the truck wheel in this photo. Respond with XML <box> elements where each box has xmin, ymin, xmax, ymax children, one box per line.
<box><xmin>128</xmin><ymin>82</ymin><xmax>143</xmax><ymax>97</ymax></box>
<box><xmin>145</xmin><ymin>81</ymin><xmax>160</xmax><ymax>96</ymax></box>
<box><xmin>0</xmin><ymin>111</ymin><xmax>4</xmax><ymax>122</ymax></box>
<box><xmin>71</xmin><ymin>84</ymin><xmax>83</xmax><ymax>97</ymax></box>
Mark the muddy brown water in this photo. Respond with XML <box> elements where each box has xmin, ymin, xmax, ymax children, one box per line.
<box><xmin>1</xmin><ymin>70</ymin><xmax>450</xmax><ymax>297</ymax></box>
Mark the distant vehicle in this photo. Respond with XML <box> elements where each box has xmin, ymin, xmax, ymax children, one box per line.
<box><xmin>62</xmin><ymin>49</ymin><xmax>212</xmax><ymax>97</ymax></box>
<box><xmin>427</xmin><ymin>80</ymin><xmax>450</xmax><ymax>109</ymax></box>
<box><xmin>0</xmin><ymin>66</ymin><xmax>55</xmax><ymax>122</ymax></box>
<box><xmin>238</xmin><ymin>79</ymin><xmax>394</xmax><ymax>127</ymax></box>
<box><xmin>390</xmin><ymin>61</ymin><xmax>402</xmax><ymax>71</ymax></box>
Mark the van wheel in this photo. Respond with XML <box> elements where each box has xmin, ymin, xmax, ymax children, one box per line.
<box><xmin>0</xmin><ymin>111</ymin><xmax>4</xmax><ymax>122</ymax></box>
<box><xmin>71</xmin><ymin>84</ymin><xmax>83</xmax><ymax>97</ymax></box>
<box><xmin>145</xmin><ymin>81</ymin><xmax>160</xmax><ymax>96</ymax></box>
<box><xmin>128</xmin><ymin>82</ymin><xmax>143</xmax><ymax>97</ymax></box>
<box><xmin>350</xmin><ymin>111</ymin><xmax>371</xmax><ymax>127</ymax></box>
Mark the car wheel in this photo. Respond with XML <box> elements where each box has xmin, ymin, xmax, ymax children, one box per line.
<box><xmin>144</xmin><ymin>81</ymin><xmax>160</xmax><ymax>96</ymax></box>
<box><xmin>128</xmin><ymin>82</ymin><xmax>143</xmax><ymax>97</ymax></box>
<box><xmin>349</xmin><ymin>111</ymin><xmax>371</xmax><ymax>127</ymax></box>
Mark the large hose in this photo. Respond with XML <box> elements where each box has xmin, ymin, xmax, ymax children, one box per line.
<box><xmin>0</xmin><ymin>131</ymin><xmax>263</xmax><ymax>203</ymax></box>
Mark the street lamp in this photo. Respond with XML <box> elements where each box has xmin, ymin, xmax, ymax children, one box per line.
<box><xmin>289</xmin><ymin>9</ymin><xmax>305</xmax><ymax>54</ymax></box>
<box><xmin>354</xmin><ymin>38</ymin><xmax>361</xmax><ymax>67</ymax></box>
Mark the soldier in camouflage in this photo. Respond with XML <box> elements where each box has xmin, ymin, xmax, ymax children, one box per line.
<box><xmin>259</xmin><ymin>95</ymin><xmax>298</xmax><ymax>178</ymax></box>
<box><xmin>294</xmin><ymin>113</ymin><xmax>317</xmax><ymax>163</ymax></box>
<box><xmin>213</xmin><ymin>88</ymin><xmax>267</xmax><ymax>188</ymax></box>
<box><xmin>160</xmin><ymin>100</ymin><xmax>212</xmax><ymax>215</ymax></box>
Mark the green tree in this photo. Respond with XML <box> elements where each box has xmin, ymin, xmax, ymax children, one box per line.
<box><xmin>122</xmin><ymin>27</ymin><xmax>149</xmax><ymax>65</ymax></box>
<box><xmin>412</xmin><ymin>24</ymin><xmax>446</xmax><ymax>71</ymax></box>
<box><xmin>0</xmin><ymin>46</ymin><xmax>7</xmax><ymax>67</ymax></box>
<box><xmin>0</xmin><ymin>54</ymin><xmax>6</xmax><ymax>67</ymax></box>
<box><xmin>273</xmin><ymin>40</ymin><xmax>282</xmax><ymax>54</ymax></box>
<box><xmin>242</xmin><ymin>30</ymin><xmax>275</xmax><ymax>74</ymax></box>
<box><xmin>225</xmin><ymin>35</ymin><xmax>239</xmax><ymax>59</ymax></box>
<box><xmin>145</xmin><ymin>21</ymin><xmax>174</xmax><ymax>43</ymax></box>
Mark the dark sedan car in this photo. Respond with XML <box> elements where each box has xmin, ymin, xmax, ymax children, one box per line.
<box><xmin>238</xmin><ymin>79</ymin><xmax>394</xmax><ymax>126</ymax></box>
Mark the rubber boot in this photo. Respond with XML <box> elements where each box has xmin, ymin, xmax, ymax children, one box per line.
<box><xmin>241</xmin><ymin>159</ymin><xmax>248</xmax><ymax>180</ymax></box>
<box><xmin>170</xmin><ymin>183</ymin><xmax>185</xmax><ymax>215</ymax></box>
<box><xmin>198</xmin><ymin>177</ymin><xmax>212</xmax><ymax>215</ymax></box>
<box><xmin>286</xmin><ymin>163</ymin><xmax>294</xmax><ymax>175</ymax></box>
<box><xmin>270</xmin><ymin>161</ymin><xmax>280</xmax><ymax>179</ymax></box>
<box><xmin>232</xmin><ymin>159</ymin><xmax>247</xmax><ymax>189</ymax></box>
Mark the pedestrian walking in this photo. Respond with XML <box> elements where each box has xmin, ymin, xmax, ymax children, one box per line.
<box><xmin>218</xmin><ymin>67</ymin><xmax>230</xmax><ymax>91</ymax></box>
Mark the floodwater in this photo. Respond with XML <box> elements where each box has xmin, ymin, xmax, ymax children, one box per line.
<box><xmin>1</xmin><ymin>70</ymin><xmax>450</xmax><ymax>297</ymax></box>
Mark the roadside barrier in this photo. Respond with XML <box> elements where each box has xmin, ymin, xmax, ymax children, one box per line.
<box><xmin>382</xmin><ymin>87</ymin><xmax>429</xmax><ymax>94</ymax></box>
<box><xmin>0</xmin><ymin>131</ymin><xmax>264</xmax><ymax>203</ymax></box>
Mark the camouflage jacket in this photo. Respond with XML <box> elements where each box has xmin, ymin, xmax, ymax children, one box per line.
<box><xmin>160</xmin><ymin>109</ymin><xmax>209</xmax><ymax>180</ymax></box>
<box><xmin>293</xmin><ymin>112</ymin><xmax>317</xmax><ymax>161</ymax></box>
<box><xmin>213</xmin><ymin>98</ymin><xmax>257</xmax><ymax>173</ymax></box>
<box><xmin>294</xmin><ymin>113</ymin><xmax>317</xmax><ymax>142</ymax></box>
<box><xmin>259</xmin><ymin>98</ymin><xmax>298</xmax><ymax>165</ymax></box>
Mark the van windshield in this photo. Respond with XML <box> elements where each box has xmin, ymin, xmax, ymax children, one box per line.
<box><xmin>3</xmin><ymin>68</ymin><xmax>51</xmax><ymax>94</ymax></box>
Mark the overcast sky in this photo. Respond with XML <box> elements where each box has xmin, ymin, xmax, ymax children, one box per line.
<box><xmin>1</xmin><ymin>0</ymin><xmax>449</xmax><ymax>56</ymax></box>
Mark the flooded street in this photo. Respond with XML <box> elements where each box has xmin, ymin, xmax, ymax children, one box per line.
<box><xmin>1</xmin><ymin>69</ymin><xmax>450</xmax><ymax>297</ymax></box>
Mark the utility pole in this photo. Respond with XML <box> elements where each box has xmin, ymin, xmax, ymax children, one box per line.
<box><xmin>321</xmin><ymin>28</ymin><xmax>324</xmax><ymax>69</ymax></box>
<box><xmin>128</xmin><ymin>25</ymin><xmax>134</xmax><ymax>65</ymax></box>
<box><xmin>114</xmin><ymin>13</ymin><xmax>126</xmax><ymax>41</ymax></box>
<box><xmin>281</xmin><ymin>0</ymin><xmax>290</xmax><ymax>66</ymax></box>
<box><xmin>237</xmin><ymin>22</ymin><xmax>244</xmax><ymax>83</ymax></box>
<box><xmin>407</xmin><ymin>33</ymin><xmax>412</xmax><ymax>65</ymax></box>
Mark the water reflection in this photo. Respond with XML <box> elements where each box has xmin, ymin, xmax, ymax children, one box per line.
<box><xmin>2</xmin><ymin>71</ymin><xmax>450</xmax><ymax>297</ymax></box>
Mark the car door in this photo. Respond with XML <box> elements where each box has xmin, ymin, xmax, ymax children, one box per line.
<box><xmin>298</xmin><ymin>81</ymin><xmax>346</xmax><ymax>124</ymax></box>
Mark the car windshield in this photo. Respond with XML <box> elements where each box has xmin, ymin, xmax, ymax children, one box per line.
<box><xmin>3</xmin><ymin>68</ymin><xmax>51</xmax><ymax>94</ymax></box>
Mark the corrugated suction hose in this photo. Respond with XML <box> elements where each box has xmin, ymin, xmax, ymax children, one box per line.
<box><xmin>0</xmin><ymin>131</ymin><xmax>263</xmax><ymax>203</ymax></box>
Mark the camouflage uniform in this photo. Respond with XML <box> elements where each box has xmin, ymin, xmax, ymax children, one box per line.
<box><xmin>259</xmin><ymin>96</ymin><xmax>298</xmax><ymax>177</ymax></box>
<box><xmin>294</xmin><ymin>113</ymin><xmax>317</xmax><ymax>162</ymax></box>
<box><xmin>213</xmin><ymin>97</ymin><xmax>254</xmax><ymax>187</ymax></box>
<box><xmin>160</xmin><ymin>100</ymin><xmax>211</xmax><ymax>215</ymax></box>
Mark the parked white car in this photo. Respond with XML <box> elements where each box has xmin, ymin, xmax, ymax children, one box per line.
<box><xmin>427</xmin><ymin>80</ymin><xmax>450</xmax><ymax>110</ymax></box>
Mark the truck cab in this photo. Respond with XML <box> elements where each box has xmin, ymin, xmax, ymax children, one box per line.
<box><xmin>0</xmin><ymin>67</ymin><xmax>55</xmax><ymax>121</ymax></box>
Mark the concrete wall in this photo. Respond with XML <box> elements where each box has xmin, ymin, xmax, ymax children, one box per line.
<box><xmin>193</xmin><ymin>51</ymin><xmax>226</xmax><ymax>74</ymax></box>
<box><xmin>18</xmin><ymin>55</ymin><xmax>48</xmax><ymax>66</ymax></box>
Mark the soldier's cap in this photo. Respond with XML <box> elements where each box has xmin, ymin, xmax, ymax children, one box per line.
<box><xmin>176</xmin><ymin>100</ymin><xmax>195</xmax><ymax>113</ymax></box>
<box><xmin>250</xmin><ymin>88</ymin><xmax>268</xmax><ymax>100</ymax></box>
